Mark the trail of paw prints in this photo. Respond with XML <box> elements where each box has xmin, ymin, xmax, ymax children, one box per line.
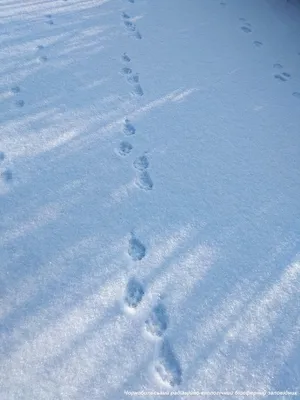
<box><xmin>153</xmin><ymin>339</ymin><xmax>182</xmax><ymax>388</ymax></box>
<box><xmin>121</xmin><ymin>11</ymin><xmax>142</xmax><ymax>40</ymax></box>
<box><xmin>273</xmin><ymin>63</ymin><xmax>291</xmax><ymax>82</ymax></box>
<box><xmin>239</xmin><ymin>18</ymin><xmax>252</xmax><ymax>34</ymax></box>
<box><xmin>120</xmin><ymin>53</ymin><xmax>144</xmax><ymax>97</ymax></box>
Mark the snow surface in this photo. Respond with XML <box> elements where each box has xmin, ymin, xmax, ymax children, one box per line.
<box><xmin>1</xmin><ymin>0</ymin><xmax>300</xmax><ymax>399</ymax></box>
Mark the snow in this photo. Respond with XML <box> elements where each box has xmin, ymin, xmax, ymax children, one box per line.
<box><xmin>0</xmin><ymin>0</ymin><xmax>300</xmax><ymax>398</ymax></box>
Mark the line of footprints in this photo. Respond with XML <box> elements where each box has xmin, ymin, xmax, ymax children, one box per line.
<box><xmin>10</xmin><ymin>13</ymin><xmax>51</xmax><ymax>108</ymax></box>
<box><xmin>116</xmin><ymin>49</ymin><xmax>153</xmax><ymax>191</ymax></box>
<box><xmin>116</xmin><ymin>115</ymin><xmax>153</xmax><ymax>191</ymax></box>
<box><xmin>219</xmin><ymin>3</ymin><xmax>300</xmax><ymax>99</ymax></box>
<box><xmin>124</xmin><ymin>233</ymin><xmax>182</xmax><ymax>387</ymax></box>
<box><xmin>119</xmin><ymin>1</ymin><xmax>181</xmax><ymax>387</ymax></box>
<box><xmin>237</xmin><ymin>16</ymin><xmax>300</xmax><ymax>99</ymax></box>
<box><xmin>3</xmin><ymin>13</ymin><xmax>53</xmax><ymax>187</ymax></box>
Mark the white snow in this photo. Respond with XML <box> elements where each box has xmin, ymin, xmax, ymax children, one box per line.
<box><xmin>1</xmin><ymin>0</ymin><xmax>300</xmax><ymax>398</ymax></box>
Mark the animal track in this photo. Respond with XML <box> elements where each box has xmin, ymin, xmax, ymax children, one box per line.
<box><xmin>274</xmin><ymin>72</ymin><xmax>290</xmax><ymax>82</ymax></box>
<box><xmin>128</xmin><ymin>0</ymin><xmax>135</xmax><ymax>3</ymax></box>
<box><xmin>121</xmin><ymin>66</ymin><xmax>132</xmax><ymax>75</ymax></box>
<box><xmin>39</xmin><ymin>55</ymin><xmax>48</xmax><ymax>62</ymax></box>
<box><xmin>1</xmin><ymin>169</ymin><xmax>12</xmax><ymax>182</ymax></box>
<box><xmin>117</xmin><ymin>141</ymin><xmax>133</xmax><ymax>156</ymax></box>
<box><xmin>135</xmin><ymin>171</ymin><xmax>153</xmax><ymax>191</ymax></box>
<box><xmin>241</xmin><ymin>25</ymin><xmax>252</xmax><ymax>33</ymax></box>
<box><xmin>134</xmin><ymin>31</ymin><xmax>142</xmax><ymax>40</ymax></box>
<box><xmin>145</xmin><ymin>303</ymin><xmax>168</xmax><ymax>338</ymax></box>
<box><xmin>11</xmin><ymin>86</ymin><xmax>20</xmax><ymax>94</ymax></box>
<box><xmin>124</xmin><ymin>277</ymin><xmax>145</xmax><ymax>309</ymax></box>
<box><xmin>292</xmin><ymin>92</ymin><xmax>300</xmax><ymax>99</ymax></box>
<box><xmin>124</xmin><ymin>20</ymin><xmax>136</xmax><ymax>31</ymax></box>
<box><xmin>121</xmin><ymin>11</ymin><xmax>142</xmax><ymax>39</ymax></box>
<box><xmin>15</xmin><ymin>99</ymin><xmax>25</xmax><ymax>108</ymax></box>
<box><xmin>37</xmin><ymin>44</ymin><xmax>45</xmax><ymax>50</ymax></box>
<box><xmin>123</xmin><ymin>119</ymin><xmax>136</xmax><ymax>135</ymax></box>
<box><xmin>127</xmin><ymin>73</ymin><xmax>139</xmax><ymax>84</ymax></box>
<box><xmin>128</xmin><ymin>232</ymin><xmax>146</xmax><ymax>261</ymax></box>
<box><xmin>133</xmin><ymin>154</ymin><xmax>149</xmax><ymax>171</ymax></box>
<box><xmin>0</xmin><ymin>152</ymin><xmax>5</xmax><ymax>162</ymax></box>
<box><xmin>122</xmin><ymin>12</ymin><xmax>130</xmax><ymax>19</ymax></box>
<box><xmin>273</xmin><ymin>64</ymin><xmax>290</xmax><ymax>82</ymax></box>
<box><xmin>122</xmin><ymin>52</ymin><xmax>131</xmax><ymax>62</ymax></box>
<box><xmin>153</xmin><ymin>339</ymin><xmax>182</xmax><ymax>387</ymax></box>
<box><xmin>45</xmin><ymin>14</ymin><xmax>54</xmax><ymax>25</ymax></box>
<box><xmin>132</xmin><ymin>84</ymin><xmax>144</xmax><ymax>96</ymax></box>
<box><xmin>253</xmin><ymin>40</ymin><xmax>263</xmax><ymax>47</ymax></box>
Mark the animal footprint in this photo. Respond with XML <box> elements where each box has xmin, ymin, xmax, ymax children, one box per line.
<box><xmin>45</xmin><ymin>14</ymin><xmax>54</xmax><ymax>25</ymax></box>
<box><xmin>274</xmin><ymin>72</ymin><xmax>290</xmax><ymax>82</ymax></box>
<box><xmin>253</xmin><ymin>40</ymin><xmax>263</xmax><ymax>47</ymax></box>
<box><xmin>128</xmin><ymin>0</ymin><xmax>135</xmax><ymax>3</ymax></box>
<box><xmin>117</xmin><ymin>141</ymin><xmax>133</xmax><ymax>156</ymax></box>
<box><xmin>15</xmin><ymin>99</ymin><xmax>25</xmax><ymax>108</ymax></box>
<box><xmin>153</xmin><ymin>339</ymin><xmax>182</xmax><ymax>387</ymax></box>
<box><xmin>123</xmin><ymin>119</ymin><xmax>136</xmax><ymax>135</ymax></box>
<box><xmin>0</xmin><ymin>152</ymin><xmax>5</xmax><ymax>162</ymax></box>
<box><xmin>11</xmin><ymin>86</ymin><xmax>20</xmax><ymax>94</ymax></box>
<box><xmin>133</xmin><ymin>154</ymin><xmax>149</xmax><ymax>171</ymax></box>
<box><xmin>37</xmin><ymin>44</ymin><xmax>45</xmax><ymax>50</ymax></box>
<box><xmin>124</xmin><ymin>277</ymin><xmax>145</xmax><ymax>310</ymax></box>
<box><xmin>135</xmin><ymin>171</ymin><xmax>153</xmax><ymax>191</ymax></box>
<box><xmin>292</xmin><ymin>92</ymin><xmax>300</xmax><ymax>99</ymax></box>
<box><xmin>132</xmin><ymin>84</ymin><xmax>144</xmax><ymax>96</ymax></box>
<box><xmin>121</xmin><ymin>66</ymin><xmax>132</xmax><ymax>75</ymax></box>
<box><xmin>122</xmin><ymin>52</ymin><xmax>131</xmax><ymax>62</ymax></box>
<box><xmin>1</xmin><ymin>169</ymin><xmax>12</xmax><ymax>182</ymax></box>
<box><xmin>241</xmin><ymin>25</ymin><xmax>252</xmax><ymax>33</ymax></box>
<box><xmin>128</xmin><ymin>232</ymin><xmax>146</xmax><ymax>261</ymax></box>
<box><xmin>124</xmin><ymin>20</ymin><xmax>136</xmax><ymax>31</ymax></box>
<box><xmin>273</xmin><ymin>64</ymin><xmax>290</xmax><ymax>82</ymax></box>
<box><xmin>122</xmin><ymin>12</ymin><xmax>130</xmax><ymax>19</ymax></box>
<box><xmin>38</xmin><ymin>55</ymin><xmax>48</xmax><ymax>62</ymax></box>
<box><xmin>134</xmin><ymin>31</ymin><xmax>142</xmax><ymax>40</ymax></box>
<box><xmin>145</xmin><ymin>303</ymin><xmax>168</xmax><ymax>338</ymax></box>
<box><xmin>127</xmin><ymin>73</ymin><xmax>139</xmax><ymax>84</ymax></box>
